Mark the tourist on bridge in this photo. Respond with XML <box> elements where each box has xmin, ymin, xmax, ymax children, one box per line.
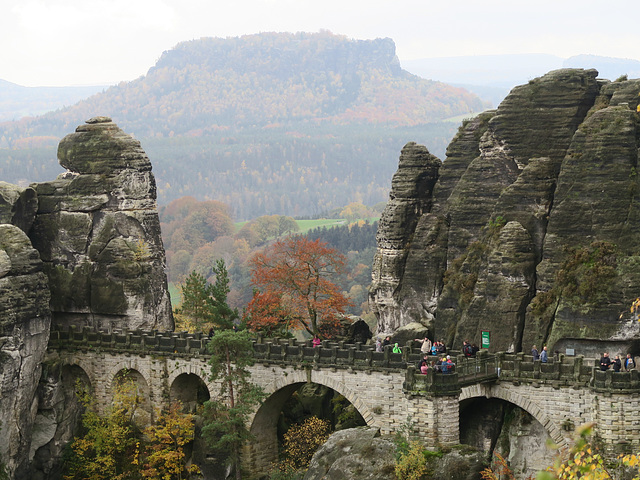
<box><xmin>393</xmin><ymin>343</ymin><xmax>402</xmax><ymax>353</ymax></box>
<box><xmin>600</xmin><ymin>352</ymin><xmax>612</xmax><ymax>371</ymax></box>
<box><xmin>531</xmin><ymin>345</ymin><xmax>539</xmax><ymax>361</ymax></box>
<box><xmin>540</xmin><ymin>346</ymin><xmax>548</xmax><ymax>363</ymax></box>
<box><xmin>440</xmin><ymin>355</ymin><xmax>454</xmax><ymax>373</ymax></box>
<box><xmin>416</xmin><ymin>353</ymin><xmax>430</xmax><ymax>370</ymax></box>
<box><xmin>463</xmin><ymin>340</ymin><xmax>474</xmax><ymax>357</ymax></box>
<box><xmin>312</xmin><ymin>335</ymin><xmax>321</xmax><ymax>348</ymax></box>
<box><xmin>375</xmin><ymin>337</ymin><xmax>383</xmax><ymax>353</ymax></box>
<box><xmin>415</xmin><ymin>336</ymin><xmax>432</xmax><ymax>354</ymax></box>
<box><xmin>383</xmin><ymin>336</ymin><xmax>391</xmax><ymax>348</ymax></box>
<box><xmin>625</xmin><ymin>353</ymin><xmax>636</xmax><ymax>371</ymax></box>
<box><xmin>613</xmin><ymin>355</ymin><xmax>622</xmax><ymax>372</ymax></box>
<box><xmin>418</xmin><ymin>358</ymin><xmax>429</xmax><ymax>374</ymax></box>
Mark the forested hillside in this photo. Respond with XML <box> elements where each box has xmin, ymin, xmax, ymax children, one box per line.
<box><xmin>161</xmin><ymin>196</ymin><xmax>378</xmax><ymax>317</ymax></box>
<box><xmin>0</xmin><ymin>31</ymin><xmax>487</xmax><ymax>218</ymax></box>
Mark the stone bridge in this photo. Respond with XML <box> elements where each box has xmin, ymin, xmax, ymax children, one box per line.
<box><xmin>47</xmin><ymin>328</ymin><xmax>640</xmax><ymax>475</ymax></box>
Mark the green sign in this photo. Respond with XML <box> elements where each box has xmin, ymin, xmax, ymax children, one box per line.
<box><xmin>481</xmin><ymin>331</ymin><xmax>490</xmax><ymax>349</ymax></box>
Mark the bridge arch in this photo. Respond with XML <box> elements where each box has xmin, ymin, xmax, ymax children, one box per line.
<box><xmin>167</xmin><ymin>363</ymin><xmax>215</xmax><ymax>397</ymax></box>
<box><xmin>111</xmin><ymin>367</ymin><xmax>153</xmax><ymax>424</ymax></box>
<box><xmin>57</xmin><ymin>356</ymin><xmax>98</xmax><ymax>391</ymax></box>
<box><xmin>246</xmin><ymin>368</ymin><xmax>376</xmax><ymax>473</ymax></box>
<box><xmin>169</xmin><ymin>373</ymin><xmax>211</xmax><ymax>412</ymax></box>
<box><xmin>460</xmin><ymin>383</ymin><xmax>566</xmax><ymax>449</ymax></box>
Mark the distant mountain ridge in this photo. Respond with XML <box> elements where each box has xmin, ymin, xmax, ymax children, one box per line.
<box><xmin>402</xmin><ymin>53</ymin><xmax>640</xmax><ymax>107</ymax></box>
<box><xmin>0</xmin><ymin>79</ymin><xmax>106</xmax><ymax>122</ymax></box>
<box><xmin>0</xmin><ymin>32</ymin><xmax>486</xmax><ymax>143</ymax></box>
<box><xmin>0</xmin><ymin>32</ymin><xmax>487</xmax><ymax>219</ymax></box>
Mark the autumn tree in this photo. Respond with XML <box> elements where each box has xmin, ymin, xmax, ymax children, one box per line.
<box><xmin>246</xmin><ymin>236</ymin><xmax>351</xmax><ymax>337</ymax></box>
<box><xmin>201</xmin><ymin>330</ymin><xmax>264</xmax><ymax>480</ymax></box>
<box><xmin>63</xmin><ymin>376</ymin><xmax>142</xmax><ymax>480</ymax></box>
<box><xmin>339</xmin><ymin>202</ymin><xmax>372</xmax><ymax>222</ymax></box>
<box><xmin>141</xmin><ymin>402</ymin><xmax>200</xmax><ymax>480</ymax></box>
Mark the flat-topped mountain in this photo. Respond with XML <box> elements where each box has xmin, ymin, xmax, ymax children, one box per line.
<box><xmin>0</xmin><ymin>32</ymin><xmax>486</xmax><ymax>219</ymax></box>
<box><xmin>1</xmin><ymin>32</ymin><xmax>484</xmax><ymax>140</ymax></box>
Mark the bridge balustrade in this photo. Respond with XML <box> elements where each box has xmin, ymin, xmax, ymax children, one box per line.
<box><xmin>495</xmin><ymin>353</ymin><xmax>640</xmax><ymax>392</ymax></box>
<box><xmin>48</xmin><ymin>326</ymin><xmax>211</xmax><ymax>356</ymax></box>
<box><xmin>251</xmin><ymin>337</ymin><xmax>405</xmax><ymax>369</ymax></box>
<box><xmin>48</xmin><ymin>328</ymin><xmax>640</xmax><ymax>395</ymax></box>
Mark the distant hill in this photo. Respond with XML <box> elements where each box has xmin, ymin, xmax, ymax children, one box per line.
<box><xmin>0</xmin><ymin>79</ymin><xmax>106</xmax><ymax>122</ymax></box>
<box><xmin>403</xmin><ymin>53</ymin><xmax>640</xmax><ymax>107</ymax></box>
<box><xmin>563</xmin><ymin>54</ymin><xmax>640</xmax><ymax>81</ymax></box>
<box><xmin>0</xmin><ymin>32</ymin><xmax>487</xmax><ymax>219</ymax></box>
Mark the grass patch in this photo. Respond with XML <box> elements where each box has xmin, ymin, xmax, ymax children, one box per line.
<box><xmin>168</xmin><ymin>282</ymin><xmax>181</xmax><ymax>308</ymax></box>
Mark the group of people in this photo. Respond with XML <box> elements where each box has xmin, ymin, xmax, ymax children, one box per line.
<box><xmin>531</xmin><ymin>345</ymin><xmax>549</xmax><ymax>362</ymax></box>
<box><xmin>416</xmin><ymin>354</ymin><xmax>455</xmax><ymax>374</ymax></box>
<box><xmin>532</xmin><ymin>346</ymin><xmax>637</xmax><ymax>372</ymax></box>
<box><xmin>413</xmin><ymin>337</ymin><xmax>451</xmax><ymax>357</ymax></box>
<box><xmin>600</xmin><ymin>352</ymin><xmax>635</xmax><ymax>372</ymax></box>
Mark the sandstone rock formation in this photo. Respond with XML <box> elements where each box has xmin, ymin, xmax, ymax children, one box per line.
<box><xmin>304</xmin><ymin>426</ymin><xmax>485</xmax><ymax>480</ymax></box>
<box><xmin>0</xmin><ymin>224</ymin><xmax>51</xmax><ymax>479</ymax></box>
<box><xmin>0</xmin><ymin>117</ymin><xmax>174</xmax><ymax>479</ymax></box>
<box><xmin>304</xmin><ymin>427</ymin><xmax>397</xmax><ymax>480</ymax></box>
<box><xmin>0</xmin><ymin>182</ymin><xmax>38</xmax><ymax>234</ymax></box>
<box><xmin>29</xmin><ymin>116</ymin><xmax>173</xmax><ymax>331</ymax></box>
<box><xmin>371</xmin><ymin>69</ymin><xmax>640</xmax><ymax>355</ymax></box>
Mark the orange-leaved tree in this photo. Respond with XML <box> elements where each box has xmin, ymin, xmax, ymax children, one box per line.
<box><xmin>246</xmin><ymin>236</ymin><xmax>351</xmax><ymax>337</ymax></box>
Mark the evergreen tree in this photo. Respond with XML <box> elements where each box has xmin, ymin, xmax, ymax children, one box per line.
<box><xmin>176</xmin><ymin>260</ymin><xmax>238</xmax><ymax>332</ymax></box>
<box><xmin>201</xmin><ymin>330</ymin><xmax>264</xmax><ymax>480</ymax></box>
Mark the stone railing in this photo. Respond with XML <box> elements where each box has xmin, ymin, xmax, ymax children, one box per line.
<box><xmin>47</xmin><ymin>328</ymin><xmax>640</xmax><ymax>394</ymax></box>
<box><xmin>495</xmin><ymin>352</ymin><xmax>640</xmax><ymax>392</ymax></box>
<box><xmin>405</xmin><ymin>353</ymin><xmax>500</xmax><ymax>396</ymax></box>
<box><xmin>252</xmin><ymin>336</ymin><xmax>405</xmax><ymax>369</ymax></box>
<box><xmin>47</xmin><ymin>326</ymin><xmax>211</xmax><ymax>357</ymax></box>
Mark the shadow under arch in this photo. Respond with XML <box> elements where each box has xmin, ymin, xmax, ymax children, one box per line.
<box><xmin>247</xmin><ymin>369</ymin><xmax>374</xmax><ymax>474</ymax></box>
<box><xmin>460</xmin><ymin>384</ymin><xmax>566</xmax><ymax>450</ymax></box>
<box><xmin>59</xmin><ymin>363</ymin><xmax>93</xmax><ymax>437</ymax></box>
<box><xmin>169</xmin><ymin>373</ymin><xmax>210</xmax><ymax>412</ymax></box>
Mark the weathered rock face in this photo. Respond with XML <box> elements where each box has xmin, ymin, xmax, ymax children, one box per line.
<box><xmin>304</xmin><ymin>427</ymin><xmax>397</xmax><ymax>480</ymax></box>
<box><xmin>371</xmin><ymin>69</ymin><xmax>640</xmax><ymax>355</ymax></box>
<box><xmin>29</xmin><ymin>116</ymin><xmax>173</xmax><ymax>331</ymax></box>
<box><xmin>371</xmin><ymin>142</ymin><xmax>442</xmax><ymax>333</ymax></box>
<box><xmin>0</xmin><ymin>224</ymin><xmax>51</xmax><ymax>479</ymax></box>
<box><xmin>0</xmin><ymin>182</ymin><xmax>38</xmax><ymax>234</ymax></box>
<box><xmin>460</xmin><ymin>399</ymin><xmax>552</xmax><ymax>480</ymax></box>
<box><xmin>304</xmin><ymin>426</ymin><xmax>485</xmax><ymax>480</ymax></box>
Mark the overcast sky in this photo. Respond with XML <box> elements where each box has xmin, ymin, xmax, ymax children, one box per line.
<box><xmin>2</xmin><ymin>0</ymin><xmax>639</xmax><ymax>87</ymax></box>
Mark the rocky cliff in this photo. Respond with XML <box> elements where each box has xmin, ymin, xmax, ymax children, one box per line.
<box><xmin>30</xmin><ymin>116</ymin><xmax>173</xmax><ymax>331</ymax></box>
<box><xmin>0</xmin><ymin>224</ymin><xmax>51</xmax><ymax>478</ymax></box>
<box><xmin>0</xmin><ymin>117</ymin><xmax>173</xmax><ymax>479</ymax></box>
<box><xmin>371</xmin><ymin>69</ymin><xmax>640</xmax><ymax>355</ymax></box>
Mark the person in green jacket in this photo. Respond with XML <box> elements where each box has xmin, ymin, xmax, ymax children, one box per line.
<box><xmin>393</xmin><ymin>343</ymin><xmax>402</xmax><ymax>353</ymax></box>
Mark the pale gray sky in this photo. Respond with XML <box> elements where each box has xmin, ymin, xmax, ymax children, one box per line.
<box><xmin>2</xmin><ymin>0</ymin><xmax>639</xmax><ymax>87</ymax></box>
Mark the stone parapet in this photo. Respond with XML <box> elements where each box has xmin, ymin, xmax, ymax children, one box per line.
<box><xmin>48</xmin><ymin>326</ymin><xmax>210</xmax><ymax>356</ymax></box>
<box><xmin>496</xmin><ymin>352</ymin><xmax>640</xmax><ymax>392</ymax></box>
<box><xmin>48</xmin><ymin>329</ymin><xmax>640</xmax><ymax>395</ymax></box>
